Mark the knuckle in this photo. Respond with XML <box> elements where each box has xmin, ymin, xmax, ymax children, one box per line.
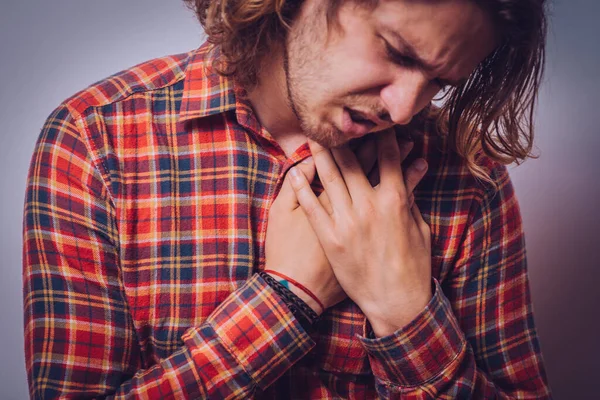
<box><xmin>303</xmin><ymin>202</ymin><xmax>320</xmax><ymax>219</ymax></box>
<box><xmin>359</xmin><ymin>200</ymin><xmax>378</xmax><ymax>219</ymax></box>
<box><xmin>382</xmin><ymin>189</ymin><xmax>407</xmax><ymax>208</ymax></box>
<box><xmin>396</xmin><ymin>197</ymin><xmax>409</xmax><ymax>210</ymax></box>
<box><xmin>327</xmin><ymin>236</ymin><xmax>346</xmax><ymax>253</ymax></box>
<box><xmin>296</xmin><ymin>165</ymin><xmax>313</xmax><ymax>179</ymax></box>
<box><xmin>294</xmin><ymin>180</ymin><xmax>308</xmax><ymax>191</ymax></box>
<box><xmin>341</xmin><ymin>213</ymin><xmax>358</xmax><ymax>232</ymax></box>
<box><xmin>322</xmin><ymin>170</ymin><xmax>342</xmax><ymax>185</ymax></box>
<box><xmin>311</xmin><ymin>144</ymin><xmax>328</xmax><ymax>157</ymax></box>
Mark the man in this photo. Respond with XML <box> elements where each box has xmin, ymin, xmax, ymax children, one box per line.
<box><xmin>23</xmin><ymin>0</ymin><xmax>552</xmax><ymax>398</ymax></box>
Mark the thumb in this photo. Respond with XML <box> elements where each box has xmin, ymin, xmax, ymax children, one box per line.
<box><xmin>278</xmin><ymin>157</ymin><xmax>315</xmax><ymax>210</ymax></box>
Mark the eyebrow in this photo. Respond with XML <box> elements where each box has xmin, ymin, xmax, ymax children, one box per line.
<box><xmin>382</xmin><ymin>27</ymin><xmax>469</xmax><ymax>88</ymax></box>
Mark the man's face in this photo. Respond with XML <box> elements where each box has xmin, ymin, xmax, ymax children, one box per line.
<box><xmin>284</xmin><ymin>0</ymin><xmax>498</xmax><ymax>148</ymax></box>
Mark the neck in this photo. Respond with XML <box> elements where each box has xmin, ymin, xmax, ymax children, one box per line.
<box><xmin>246</xmin><ymin>43</ymin><xmax>307</xmax><ymax>154</ymax></box>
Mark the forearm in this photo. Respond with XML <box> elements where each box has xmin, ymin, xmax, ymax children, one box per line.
<box><xmin>23</xmin><ymin>105</ymin><xmax>316</xmax><ymax>397</ymax></box>
<box><xmin>25</xmin><ymin>274</ymin><xmax>315</xmax><ymax>399</ymax></box>
<box><xmin>118</xmin><ymin>274</ymin><xmax>315</xmax><ymax>398</ymax></box>
<box><xmin>359</xmin><ymin>278</ymin><xmax>552</xmax><ymax>399</ymax></box>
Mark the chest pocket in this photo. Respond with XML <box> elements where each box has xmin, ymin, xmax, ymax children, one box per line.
<box><xmin>313</xmin><ymin>299</ymin><xmax>372</xmax><ymax>376</ymax></box>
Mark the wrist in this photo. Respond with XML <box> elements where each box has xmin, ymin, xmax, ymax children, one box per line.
<box><xmin>258</xmin><ymin>271</ymin><xmax>320</xmax><ymax>332</ymax></box>
<box><xmin>365</xmin><ymin>291</ymin><xmax>433</xmax><ymax>337</ymax></box>
<box><xmin>264</xmin><ymin>271</ymin><xmax>324</xmax><ymax>315</ymax></box>
<box><xmin>286</xmin><ymin>284</ymin><xmax>323</xmax><ymax>316</ymax></box>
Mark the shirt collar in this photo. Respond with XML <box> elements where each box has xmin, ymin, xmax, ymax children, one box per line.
<box><xmin>179</xmin><ymin>43</ymin><xmax>418</xmax><ymax>162</ymax></box>
<box><xmin>178</xmin><ymin>42</ymin><xmax>263</xmax><ymax>136</ymax></box>
<box><xmin>178</xmin><ymin>42</ymin><xmax>237</xmax><ymax>122</ymax></box>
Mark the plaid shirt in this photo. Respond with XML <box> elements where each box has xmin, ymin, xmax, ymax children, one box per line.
<box><xmin>23</xmin><ymin>42</ymin><xmax>552</xmax><ymax>399</ymax></box>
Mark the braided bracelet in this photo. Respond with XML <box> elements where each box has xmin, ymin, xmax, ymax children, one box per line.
<box><xmin>258</xmin><ymin>271</ymin><xmax>319</xmax><ymax>331</ymax></box>
<box><xmin>262</xmin><ymin>270</ymin><xmax>325</xmax><ymax>313</ymax></box>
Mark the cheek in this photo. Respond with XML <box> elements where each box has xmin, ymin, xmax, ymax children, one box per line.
<box><xmin>334</xmin><ymin>46</ymin><xmax>394</xmax><ymax>96</ymax></box>
<box><xmin>303</xmin><ymin>43</ymin><xmax>391</xmax><ymax>112</ymax></box>
<box><xmin>324</xmin><ymin>59</ymin><xmax>392</xmax><ymax>101</ymax></box>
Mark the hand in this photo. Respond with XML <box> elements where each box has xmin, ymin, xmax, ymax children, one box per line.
<box><xmin>264</xmin><ymin>158</ymin><xmax>344</xmax><ymax>314</ymax></box>
<box><xmin>288</xmin><ymin>130</ymin><xmax>432</xmax><ymax>337</ymax></box>
<box><xmin>264</xmin><ymin>135</ymin><xmax>383</xmax><ymax>314</ymax></box>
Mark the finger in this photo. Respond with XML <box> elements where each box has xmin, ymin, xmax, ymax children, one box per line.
<box><xmin>403</xmin><ymin>158</ymin><xmax>428</xmax><ymax>197</ymax></box>
<box><xmin>308</xmin><ymin>139</ymin><xmax>352</xmax><ymax>210</ymax></box>
<box><xmin>377</xmin><ymin>130</ymin><xmax>405</xmax><ymax>191</ymax></box>
<box><xmin>367</xmin><ymin>137</ymin><xmax>414</xmax><ymax>187</ymax></box>
<box><xmin>410</xmin><ymin>200</ymin><xmax>431</xmax><ymax>242</ymax></box>
<box><xmin>367</xmin><ymin>136</ymin><xmax>412</xmax><ymax>188</ymax></box>
<box><xmin>288</xmin><ymin>165</ymin><xmax>334</xmax><ymax>236</ymax></box>
<box><xmin>275</xmin><ymin>157</ymin><xmax>316</xmax><ymax>211</ymax></box>
<box><xmin>331</xmin><ymin>145</ymin><xmax>371</xmax><ymax>201</ymax></box>
<box><xmin>318</xmin><ymin>190</ymin><xmax>334</xmax><ymax>215</ymax></box>
<box><xmin>398</xmin><ymin>139</ymin><xmax>414</xmax><ymax>164</ymax></box>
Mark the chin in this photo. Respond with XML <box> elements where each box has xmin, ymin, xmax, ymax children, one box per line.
<box><xmin>312</xmin><ymin>127</ymin><xmax>350</xmax><ymax>149</ymax></box>
<box><xmin>298</xmin><ymin>117</ymin><xmax>341</xmax><ymax>148</ymax></box>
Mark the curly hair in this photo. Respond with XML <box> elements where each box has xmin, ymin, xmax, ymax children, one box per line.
<box><xmin>182</xmin><ymin>0</ymin><xmax>547</xmax><ymax>185</ymax></box>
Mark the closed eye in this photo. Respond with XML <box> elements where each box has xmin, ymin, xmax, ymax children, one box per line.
<box><xmin>382</xmin><ymin>38</ymin><xmax>418</xmax><ymax>68</ymax></box>
<box><xmin>382</xmin><ymin>37</ymin><xmax>453</xmax><ymax>90</ymax></box>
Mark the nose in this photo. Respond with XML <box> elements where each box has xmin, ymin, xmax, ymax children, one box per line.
<box><xmin>380</xmin><ymin>71</ymin><xmax>434</xmax><ymax>125</ymax></box>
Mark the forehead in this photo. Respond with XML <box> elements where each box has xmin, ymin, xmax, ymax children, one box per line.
<box><xmin>370</xmin><ymin>0</ymin><xmax>498</xmax><ymax>78</ymax></box>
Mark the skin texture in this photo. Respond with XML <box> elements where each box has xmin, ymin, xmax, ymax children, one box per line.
<box><xmin>248</xmin><ymin>0</ymin><xmax>497</xmax><ymax>150</ymax></box>
<box><xmin>265</xmin><ymin>133</ymin><xmax>421</xmax><ymax>315</ymax></box>
<box><xmin>260</xmin><ymin>0</ymin><xmax>498</xmax><ymax>336</ymax></box>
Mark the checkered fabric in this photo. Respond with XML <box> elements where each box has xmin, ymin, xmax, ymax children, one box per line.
<box><xmin>23</xmin><ymin>42</ymin><xmax>552</xmax><ymax>399</ymax></box>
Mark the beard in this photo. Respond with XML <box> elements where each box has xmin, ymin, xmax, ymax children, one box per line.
<box><xmin>282</xmin><ymin>5</ymin><xmax>348</xmax><ymax>149</ymax></box>
<box><xmin>282</xmin><ymin>8</ymin><xmax>390</xmax><ymax>149</ymax></box>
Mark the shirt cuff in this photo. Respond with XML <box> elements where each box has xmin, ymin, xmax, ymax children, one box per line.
<box><xmin>358</xmin><ymin>277</ymin><xmax>467</xmax><ymax>387</ymax></box>
<box><xmin>183</xmin><ymin>273</ymin><xmax>316</xmax><ymax>390</ymax></box>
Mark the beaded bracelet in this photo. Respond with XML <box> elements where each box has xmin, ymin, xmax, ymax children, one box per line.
<box><xmin>258</xmin><ymin>271</ymin><xmax>319</xmax><ymax>331</ymax></box>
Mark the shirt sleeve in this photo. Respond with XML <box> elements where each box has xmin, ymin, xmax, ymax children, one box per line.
<box><xmin>357</xmin><ymin>165</ymin><xmax>553</xmax><ymax>399</ymax></box>
<box><xmin>22</xmin><ymin>105</ymin><xmax>315</xmax><ymax>399</ymax></box>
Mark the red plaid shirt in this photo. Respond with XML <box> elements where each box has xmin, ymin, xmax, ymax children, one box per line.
<box><xmin>23</xmin><ymin>42</ymin><xmax>552</xmax><ymax>399</ymax></box>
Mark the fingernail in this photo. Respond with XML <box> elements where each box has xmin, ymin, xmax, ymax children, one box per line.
<box><xmin>301</xmin><ymin>156</ymin><xmax>313</xmax><ymax>164</ymax></box>
<box><xmin>414</xmin><ymin>159</ymin><xmax>427</xmax><ymax>171</ymax></box>
<box><xmin>289</xmin><ymin>167</ymin><xmax>302</xmax><ymax>187</ymax></box>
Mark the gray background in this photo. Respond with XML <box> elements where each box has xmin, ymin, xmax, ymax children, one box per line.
<box><xmin>0</xmin><ymin>1</ymin><xmax>598</xmax><ymax>398</ymax></box>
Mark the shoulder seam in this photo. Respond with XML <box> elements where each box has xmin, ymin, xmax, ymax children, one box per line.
<box><xmin>60</xmin><ymin>102</ymin><xmax>118</xmax><ymax>211</ymax></box>
<box><xmin>64</xmin><ymin>52</ymin><xmax>192</xmax><ymax>117</ymax></box>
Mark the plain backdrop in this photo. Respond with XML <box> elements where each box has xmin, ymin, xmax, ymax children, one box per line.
<box><xmin>1</xmin><ymin>1</ymin><xmax>598</xmax><ymax>399</ymax></box>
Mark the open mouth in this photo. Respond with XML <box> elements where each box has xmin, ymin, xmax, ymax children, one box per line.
<box><xmin>346</xmin><ymin>108</ymin><xmax>376</xmax><ymax>130</ymax></box>
<box><xmin>341</xmin><ymin>107</ymin><xmax>379</xmax><ymax>138</ymax></box>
